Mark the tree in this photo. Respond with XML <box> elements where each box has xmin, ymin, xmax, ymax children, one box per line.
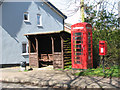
<box><xmin>59</xmin><ymin>0</ymin><xmax>118</xmax><ymax>23</ymax></box>
<box><xmin>84</xmin><ymin>3</ymin><xmax>119</xmax><ymax>67</ymax></box>
<box><xmin>81</xmin><ymin>0</ymin><xmax>84</xmax><ymax>22</ymax></box>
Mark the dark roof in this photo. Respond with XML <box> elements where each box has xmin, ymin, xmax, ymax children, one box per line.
<box><xmin>64</xmin><ymin>23</ymin><xmax>72</xmax><ymax>28</ymax></box>
<box><xmin>43</xmin><ymin>0</ymin><xmax>67</xmax><ymax>19</ymax></box>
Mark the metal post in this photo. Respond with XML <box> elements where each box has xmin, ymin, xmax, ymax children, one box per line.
<box><xmin>103</xmin><ymin>56</ymin><xmax>104</xmax><ymax>73</ymax></box>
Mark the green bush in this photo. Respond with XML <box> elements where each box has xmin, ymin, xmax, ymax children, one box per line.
<box><xmin>92</xmin><ymin>29</ymin><xmax>120</xmax><ymax>67</ymax></box>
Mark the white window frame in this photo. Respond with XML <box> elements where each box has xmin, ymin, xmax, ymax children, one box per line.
<box><xmin>37</xmin><ymin>14</ymin><xmax>42</xmax><ymax>26</ymax></box>
<box><xmin>24</xmin><ymin>12</ymin><xmax>29</xmax><ymax>22</ymax></box>
<box><xmin>21</xmin><ymin>42</ymin><xmax>29</xmax><ymax>55</ymax></box>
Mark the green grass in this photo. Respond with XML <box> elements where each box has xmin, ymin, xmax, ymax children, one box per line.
<box><xmin>19</xmin><ymin>69</ymin><xmax>29</xmax><ymax>72</ymax></box>
<box><xmin>55</xmin><ymin>68</ymin><xmax>64</xmax><ymax>70</ymax></box>
<box><xmin>24</xmin><ymin>70</ymin><xmax>28</xmax><ymax>72</ymax></box>
<box><xmin>64</xmin><ymin>65</ymin><xmax>72</xmax><ymax>70</ymax></box>
<box><xmin>75</xmin><ymin>65</ymin><xmax>119</xmax><ymax>78</ymax></box>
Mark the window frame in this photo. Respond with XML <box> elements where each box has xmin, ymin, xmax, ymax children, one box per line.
<box><xmin>24</xmin><ymin>12</ymin><xmax>29</xmax><ymax>22</ymax></box>
<box><xmin>21</xmin><ymin>42</ymin><xmax>29</xmax><ymax>55</ymax></box>
<box><xmin>37</xmin><ymin>14</ymin><xmax>42</xmax><ymax>26</ymax></box>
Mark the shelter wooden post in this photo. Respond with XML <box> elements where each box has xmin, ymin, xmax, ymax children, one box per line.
<box><xmin>61</xmin><ymin>36</ymin><xmax>64</xmax><ymax>69</ymax></box>
<box><xmin>35</xmin><ymin>36</ymin><xmax>39</xmax><ymax>68</ymax></box>
<box><xmin>28</xmin><ymin>36</ymin><xmax>31</xmax><ymax>66</ymax></box>
<box><xmin>51</xmin><ymin>37</ymin><xmax>54</xmax><ymax>55</ymax></box>
<box><xmin>28</xmin><ymin>37</ymin><xmax>31</xmax><ymax>54</ymax></box>
<box><xmin>51</xmin><ymin>36</ymin><xmax>54</xmax><ymax>68</ymax></box>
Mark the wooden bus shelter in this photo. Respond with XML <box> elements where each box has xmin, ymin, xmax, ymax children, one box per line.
<box><xmin>24</xmin><ymin>31</ymin><xmax>71</xmax><ymax>69</ymax></box>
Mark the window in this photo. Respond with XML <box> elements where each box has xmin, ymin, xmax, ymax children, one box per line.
<box><xmin>22</xmin><ymin>43</ymin><xmax>28</xmax><ymax>54</ymax></box>
<box><xmin>24</xmin><ymin>12</ymin><xmax>29</xmax><ymax>22</ymax></box>
<box><xmin>37</xmin><ymin>14</ymin><xmax>42</xmax><ymax>26</ymax></box>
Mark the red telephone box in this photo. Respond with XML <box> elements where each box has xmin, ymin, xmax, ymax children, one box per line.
<box><xmin>99</xmin><ymin>41</ymin><xmax>107</xmax><ymax>55</ymax></box>
<box><xmin>71</xmin><ymin>22</ymin><xmax>93</xmax><ymax>69</ymax></box>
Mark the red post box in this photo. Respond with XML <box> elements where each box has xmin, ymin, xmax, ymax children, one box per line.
<box><xmin>99</xmin><ymin>41</ymin><xmax>107</xmax><ymax>55</ymax></box>
<box><xmin>71</xmin><ymin>22</ymin><xmax>93</xmax><ymax>69</ymax></box>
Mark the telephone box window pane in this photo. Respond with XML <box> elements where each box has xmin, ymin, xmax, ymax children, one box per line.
<box><xmin>88</xmin><ymin>36</ymin><xmax>91</xmax><ymax>43</ymax></box>
<box><xmin>75</xmin><ymin>37</ymin><xmax>81</xmax><ymax>40</ymax></box>
<box><xmin>88</xmin><ymin>44</ymin><xmax>91</xmax><ymax>48</ymax></box>
<box><xmin>88</xmin><ymin>32</ymin><xmax>91</xmax><ymax>35</ymax></box>
<box><xmin>89</xmin><ymin>52</ymin><xmax>91</xmax><ymax>55</ymax></box>
<box><xmin>88</xmin><ymin>39</ymin><xmax>91</xmax><ymax>43</ymax></box>
<box><xmin>75</xmin><ymin>33</ymin><xmax>81</xmax><ymax>36</ymax></box>
<box><xmin>76</xmin><ymin>41</ymin><xmax>81</xmax><ymax>44</ymax></box>
<box><xmin>76</xmin><ymin>49</ymin><xmax>81</xmax><ymax>52</ymax></box>
<box><xmin>74</xmin><ymin>60</ymin><xmax>81</xmax><ymax>64</ymax></box>
<box><xmin>74</xmin><ymin>57</ymin><xmax>80</xmax><ymax>59</ymax></box>
<box><xmin>76</xmin><ymin>45</ymin><xmax>81</xmax><ymax>48</ymax></box>
<box><xmin>89</xmin><ymin>48</ymin><xmax>91</xmax><ymax>51</ymax></box>
<box><xmin>88</xmin><ymin>56</ymin><xmax>91</xmax><ymax>60</ymax></box>
<box><xmin>75</xmin><ymin>53</ymin><xmax>82</xmax><ymax>55</ymax></box>
<box><xmin>88</xmin><ymin>36</ymin><xmax>90</xmax><ymax>40</ymax></box>
<box><xmin>74</xmin><ymin>45</ymin><xmax>81</xmax><ymax>48</ymax></box>
<box><xmin>76</xmin><ymin>61</ymin><xmax>81</xmax><ymax>64</ymax></box>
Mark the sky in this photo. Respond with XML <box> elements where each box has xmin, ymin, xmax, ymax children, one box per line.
<box><xmin>48</xmin><ymin>0</ymin><xmax>120</xmax><ymax>24</ymax></box>
<box><xmin>2</xmin><ymin>0</ymin><xmax>119</xmax><ymax>24</ymax></box>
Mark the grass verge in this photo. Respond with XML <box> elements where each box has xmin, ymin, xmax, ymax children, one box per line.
<box><xmin>75</xmin><ymin>65</ymin><xmax>119</xmax><ymax>78</ymax></box>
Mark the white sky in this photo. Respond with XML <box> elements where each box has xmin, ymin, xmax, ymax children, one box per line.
<box><xmin>48</xmin><ymin>0</ymin><xmax>119</xmax><ymax>24</ymax></box>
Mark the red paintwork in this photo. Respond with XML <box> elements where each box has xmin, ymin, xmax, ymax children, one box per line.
<box><xmin>99</xmin><ymin>41</ymin><xmax>107</xmax><ymax>55</ymax></box>
<box><xmin>71</xmin><ymin>22</ymin><xmax>93</xmax><ymax>69</ymax></box>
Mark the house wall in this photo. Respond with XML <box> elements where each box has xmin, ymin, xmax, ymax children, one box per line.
<box><xmin>1</xmin><ymin>1</ymin><xmax>64</xmax><ymax>64</ymax></box>
<box><xmin>0</xmin><ymin>5</ymin><xmax>2</xmax><ymax>26</ymax></box>
<box><xmin>0</xmin><ymin>5</ymin><xmax>2</xmax><ymax>64</ymax></box>
<box><xmin>0</xmin><ymin>26</ymin><xmax>2</xmax><ymax>64</ymax></box>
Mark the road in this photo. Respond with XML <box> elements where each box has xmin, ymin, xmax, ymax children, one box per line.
<box><xmin>0</xmin><ymin>66</ymin><xmax>119</xmax><ymax>89</ymax></box>
<box><xmin>1</xmin><ymin>82</ymin><xmax>43</xmax><ymax>88</ymax></box>
<box><xmin>0</xmin><ymin>82</ymin><xmax>68</xmax><ymax>89</ymax></box>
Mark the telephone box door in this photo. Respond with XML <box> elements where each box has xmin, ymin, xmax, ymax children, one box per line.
<box><xmin>71</xmin><ymin>31</ymin><xmax>84</xmax><ymax>69</ymax></box>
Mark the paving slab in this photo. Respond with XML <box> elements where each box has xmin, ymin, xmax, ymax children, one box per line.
<box><xmin>0</xmin><ymin>66</ymin><xmax>120</xmax><ymax>89</ymax></box>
